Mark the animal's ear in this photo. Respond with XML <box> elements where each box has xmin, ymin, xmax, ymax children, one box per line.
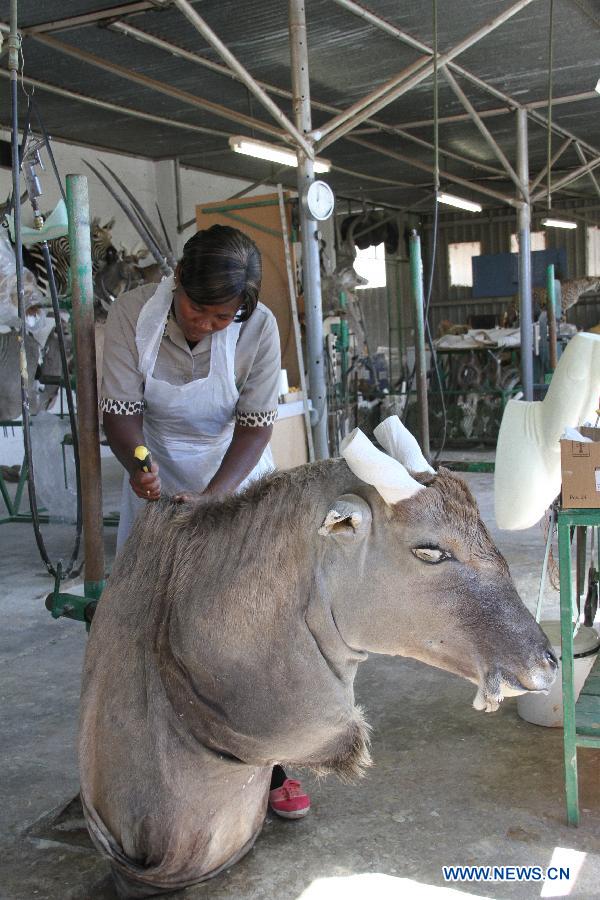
<box><xmin>104</xmin><ymin>217</ymin><xmax>116</xmax><ymax>230</ymax></box>
<box><xmin>318</xmin><ymin>494</ymin><xmax>372</xmax><ymax>539</ymax></box>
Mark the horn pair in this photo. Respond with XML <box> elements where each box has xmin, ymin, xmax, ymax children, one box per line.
<box><xmin>341</xmin><ymin>416</ymin><xmax>433</xmax><ymax>506</ymax></box>
<box><xmin>84</xmin><ymin>160</ymin><xmax>176</xmax><ymax>277</ymax></box>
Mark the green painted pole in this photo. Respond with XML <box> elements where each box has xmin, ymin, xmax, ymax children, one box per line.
<box><xmin>66</xmin><ymin>175</ymin><xmax>105</xmax><ymax>601</ymax></box>
<box><xmin>546</xmin><ymin>263</ymin><xmax>558</xmax><ymax>372</ymax></box>
<box><xmin>409</xmin><ymin>230</ymin><xmax>430</xmax><ymax>460</ymax></box>
<box><xmin>558</xmin><ymin>513</ymin><xmax>579</xmax><ymax>825</ymax></box>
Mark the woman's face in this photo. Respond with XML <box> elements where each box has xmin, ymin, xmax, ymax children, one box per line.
<box><xmin>173</xmin><ymin>282</ymin><xmax>240</xmax><ymax>343</ymax></box>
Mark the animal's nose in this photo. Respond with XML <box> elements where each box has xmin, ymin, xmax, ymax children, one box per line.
<box><xmin>544</xmin><ymin>648</ymin><xmax>558</xmax><ymax>670</ymax></box>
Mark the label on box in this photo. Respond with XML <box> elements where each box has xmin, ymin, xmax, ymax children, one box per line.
<box><xmin>596</xmin><ymin>467</ymin><xmax>600</xmax><ymax>493</ymax></box>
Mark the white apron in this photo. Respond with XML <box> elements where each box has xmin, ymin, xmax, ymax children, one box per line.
<box><xmin>116</xmin><ymin>275</ymin><xmax>274</xmax><ymax>549</ymax></box>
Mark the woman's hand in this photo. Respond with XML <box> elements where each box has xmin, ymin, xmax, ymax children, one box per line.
<box><xmin>130</xmin><ymin>462</ymin><xmax>161</xmax><ymax>501</ymax></box>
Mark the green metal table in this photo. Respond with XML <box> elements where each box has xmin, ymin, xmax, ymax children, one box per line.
<box><xmin>558</xmin><ymin>507</ymin><xmax>600</xmax><ymax>825</ymax></box>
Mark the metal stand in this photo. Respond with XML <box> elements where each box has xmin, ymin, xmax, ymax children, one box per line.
<box><xmin>289</xmin><ymin>0</ymin><xmax>328</xmax><ymax>459</ymax></box>
<box><xmin>558</xmin><ymin>508</ymin><xmax>600</xmax><ymax>826</ymax></box>
<box><xmin>408</xmin><ymin>230</ymin><xmax>430</xmax><ymax>460</ymax></box>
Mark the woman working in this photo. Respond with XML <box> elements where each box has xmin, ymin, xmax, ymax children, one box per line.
<box><xmin>100</xmin><ymin>224</ymin><xmax>310</xmax><ymax>820</ymax></box>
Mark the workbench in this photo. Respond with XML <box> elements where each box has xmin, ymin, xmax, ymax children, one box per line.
<box><xmin>558</xmin><ymin>507</ymin><xmax>600</xmax><ymax>825</ymax></box>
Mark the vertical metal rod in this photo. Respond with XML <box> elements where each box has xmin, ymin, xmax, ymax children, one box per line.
<box><xmin>546</xmin><ymin>263</ymin><xmax>558</xmax><ymax>371</ymax></box>
<box><xmin>517</xmin><ymin>108</ymin><xmax>533</xmax><ymax>401</ymax></box>
<box><xmin>276</xmin><ymin>184</ymin><xmax>315</xmax><ymax>461</ymax></box>
<box><xmin>66</xmin><ymin>174</ymin><xmax>105</xmax><ymax>599</ymax></box>
<box><xmin>409</xmin><ymin>231</ymin><xmax>430</xmax><ymax>460</ymax></box>
<box><xmin>289</xmin><ymin>0</ymin><xmax>328</xmax><ymax>458</ymax></box>
<box><xmin>174</xmin><ymin>157</ymin><xmax>183</xmax><ymax>234</ymax></box>
<box><xmin>558</xmin><ymin>515</ymin><xmax>579</xmax><ymax>826</ymax></box>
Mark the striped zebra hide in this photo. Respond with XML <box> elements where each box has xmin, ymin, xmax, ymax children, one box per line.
<box><xmin>22</xmin><ymin>217</ymin><xmax>118</xmax><ymax>302</ymax></box>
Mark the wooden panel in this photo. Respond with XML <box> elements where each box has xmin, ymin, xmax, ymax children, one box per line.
<box><xmin>270</xmin><ymin>414</ymin><xmax>308</xmax><ymax>471</ymax></box>
<box><xmin>196</xmin><ymin>193</ymin><xmax>300</xmax><ymax>387</ymax></box>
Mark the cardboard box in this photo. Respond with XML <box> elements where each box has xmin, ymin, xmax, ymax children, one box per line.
<box><xmin>560</xmin><ymin>427</ymin><xmax>600</xmax><ymax>509</ymax></box>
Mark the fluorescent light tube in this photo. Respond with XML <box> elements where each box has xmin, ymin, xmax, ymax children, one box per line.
<box><xmin>437</xmin><ymin>191</ymin><xmax>482</xmax><ymax>213</ymax></box>
<box><xmin>595</xmin><ymin>77</ymin><xmax>600</xmax><ymax>95</ymax></box>
<box><xmin>541</xmin><ymin>217</ymin><xmax>577</xmax><ymax>229</ymax></box>
<box><xmin>228</xmin><ymin>136</ymin><xmax>331</xmax><ymax>174</ymax></box>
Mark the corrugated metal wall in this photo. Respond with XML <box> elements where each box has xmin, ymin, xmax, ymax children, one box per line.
<box><xmin>421</xmin><ymin>199</ymin><xmax>600</xmax><ymax>336</ymax></box>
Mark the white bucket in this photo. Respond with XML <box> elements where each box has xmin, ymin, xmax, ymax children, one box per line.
<box><xmin>517</xmin><ymin>621</ymin><xmax>600</xmax><ymax>728</ymax></box>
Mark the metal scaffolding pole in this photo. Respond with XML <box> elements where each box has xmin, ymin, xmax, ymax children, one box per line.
<box><xmin>67</xmin><ymin>174</ymin><xmax>105</xmax><ymax>599</ymax></box>
<box><xmin>409</xmin><ymin>231</ymin><xmax>430</xmax><ymax>460</ymax></box>
<box><xmin>289</xmin><ymin>0</ymin><xmax>328</xmax><ymax>459</ymax></box>
<box><xmin>517</xmin><ymin>109</ymin><xmax>534</xmax><ymax>402</ymax></box>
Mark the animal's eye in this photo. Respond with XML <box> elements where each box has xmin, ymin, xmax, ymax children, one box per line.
<box><xmin>412</xmin><ymin>547</ymin><xmax>451</xmax><ymax>564</ymax></box>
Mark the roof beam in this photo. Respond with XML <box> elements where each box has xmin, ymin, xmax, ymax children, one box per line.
<box><xmin>315</xmin><ymin>0</ymin><xmax>538</xmax><ymax>151</ymax></box>
<box><xmin>370</xmin><ymin>91</ymin><xmax>596</xmax><ymax>131</ymax></box>
<box><xmin>441</xmin><ymin>66</ymin><xmax>523</xmax><ymax>195</ymax></box>
<box><xmin>530</xmin><ymin>137</ymin><xmax>572</xmax><ymax>191</ymax></box>
<box><xmin>574</xmin><ymin>143</ymin><xmax>600</xmax><ymax>201</ymax></box>
<box><xmin>532</xmin><ymin>154</ymin><xmax>600</xmax><ymax>201</ymax></box>
<box><xmin>331</xmin><ymin>0</ymin><xmax>600</xmax><ymax>161</ymax></box>
<box><xmin>109</xmin><ymin>20</ymin><xmax>507</xmax><ymax>177</ymax></box>
<box><xmin>170</xmin><ymin>0</ymin><xmax>313</xmax><ymax>158</ymax></box>
<box><xmin>0</xmin><ymin>67</ymin><xmax>231</xmax><ymax>139</ymax></box>
<box><xmin>347</xmin><ymin>136</ymin><xmax>520</xmax><ymax>207</ymax></box>
<box><xmin>29</xmin><ymin>32</ymin><xmax>288</xmax><ymax>142</ymax></box>
<box><xmin>23</xmin><ymin>2</ymin><xmax>170</xmax><ymax>34</ymax></box>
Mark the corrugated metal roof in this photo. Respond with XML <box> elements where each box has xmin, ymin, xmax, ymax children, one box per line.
<box><xmin>0</xmin><ymin>0</ymin><xmax>599</xmax><ymax>210</ymax></box>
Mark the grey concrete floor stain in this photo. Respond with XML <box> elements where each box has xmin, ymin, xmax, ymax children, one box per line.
<box><xmin>1</xmin><ymin>457</ymin><xmax>599</xmax><ymax>899</ymax></box>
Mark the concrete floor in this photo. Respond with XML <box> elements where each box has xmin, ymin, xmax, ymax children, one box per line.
<box><xmin>1</xmin><ymin>454</ymin><xmax>600</xmax><ymax>900</ymax></box>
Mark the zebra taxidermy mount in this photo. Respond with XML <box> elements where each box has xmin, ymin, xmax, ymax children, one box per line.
<box><xmin>23</xmin><ymin>216</ymin><xmax>119</xmax><ymax>310</ymax></box>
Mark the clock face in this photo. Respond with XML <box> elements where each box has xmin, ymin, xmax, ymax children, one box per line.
<box><xmin>306</xmin><ymin>180</ymin><xmax>335</xmax><ymax>221</ymax></box>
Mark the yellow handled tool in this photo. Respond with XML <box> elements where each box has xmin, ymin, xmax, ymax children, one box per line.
<box><xmin>133</xmin><ymin>445</ymin><xmax>153</xmax><ymax>473</ymax></box>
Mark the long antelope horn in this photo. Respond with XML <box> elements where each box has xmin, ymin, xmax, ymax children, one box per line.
<box><xmin>97</xmin><ymin>160</ymin><xmax>177</xmax><ymax>270</ymax></box>
<box><xmin>98</xmin><ymin>160</ymin><xmax>174</xmax><ymax>267</ymax></box>
<box><xmin>341</xmin><ymin>427</ymin><xmax>425</xmax><ymax>505</ymax></box>
<box><xmin>83</xmin><ymin>161</ymin><xmax>172</xmax><ymax>278</ymax></box>
<box><xmin>374</xmin><ymin>415</ymin><xmax>435</xmax><ymax>474</ymax></box>
<box><xmin>155</xmin><ymin>202</ymin><xmax>174</xmax><ymax>256</ymax></box>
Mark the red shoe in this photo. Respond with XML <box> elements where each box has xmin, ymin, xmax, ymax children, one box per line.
<box><xmin>269</xmin><ymin>778</ymin><xmax>311</xmax><ymax>819</ymax></box>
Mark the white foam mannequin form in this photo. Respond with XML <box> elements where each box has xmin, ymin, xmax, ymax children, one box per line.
<box><xmin>495</xmin><ymin>332</ymin><xmax>600</xmax><ymax>530</ymax></box>
<box><xmin>340</xmin><ymin>427</ymin><xmax>424</xmax><ymax>505</ymax></box>
<box><xmin>373</xmin><ymin>415</ymin><xmax>435</xmax><ymax>473</ymax></box>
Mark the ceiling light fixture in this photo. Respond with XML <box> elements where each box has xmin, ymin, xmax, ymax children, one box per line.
<box><xmin>541</xmin><ymin>217</ymin><xmax>577</xmax><ymax>229</ymax></box>
<box><xmin>228</xmin><ymin>136</ymin><xmax>331</xmax><ymax>174</ymax></box>
<box><xmin>437</xmin><ymin>191</ymin><xmax>482</xmax><ymax>213</ymax></box>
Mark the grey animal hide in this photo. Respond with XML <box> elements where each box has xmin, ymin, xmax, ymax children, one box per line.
<box><xmin>79</xmin><ymin>459</ymin><xmax>554</xmax><ymax>897</ymax></box>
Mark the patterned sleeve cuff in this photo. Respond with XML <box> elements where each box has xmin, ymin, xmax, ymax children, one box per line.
<box><xmin>236</xmin><ymin>409</ymin><xmax>278</xmax><ymax>427</ymax></box>
<box><xmin>100</xmin><ymin>397</ymin><xmax>145</xmax><ymax>415</ymax></box>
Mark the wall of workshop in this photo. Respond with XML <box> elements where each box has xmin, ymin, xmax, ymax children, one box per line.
<box><xmin>420</xmin><ymin>198</ymin><xmax>600</xmax><ymax>336</ymax></box>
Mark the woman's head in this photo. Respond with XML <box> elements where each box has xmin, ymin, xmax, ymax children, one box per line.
<box><xmin>177</xmin><ymin>224</ymin><xmax>262</xmax><ymax>323</ymax></box>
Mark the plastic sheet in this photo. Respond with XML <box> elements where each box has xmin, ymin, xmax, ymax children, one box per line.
<box><xmin>29</xmin><ymin>411</ymin><xmax>77</xmax><ymax>523</ymax></box>
<box><xmin>0</xmin><ymin>230</ymin><xmax>47</xmax><ymax>333</ymax></box>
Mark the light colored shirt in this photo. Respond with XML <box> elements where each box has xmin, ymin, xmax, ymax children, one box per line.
<box><xmin>99</xmin><ymin>282</ymin><xmax>281</xmax><ymax>427</ymax></box>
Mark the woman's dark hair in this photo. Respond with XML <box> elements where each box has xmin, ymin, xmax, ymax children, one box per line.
<box><xmin>178</xmin><ymin>224</ymin><xmax>262</xmax><ymax>322</ymax></box>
